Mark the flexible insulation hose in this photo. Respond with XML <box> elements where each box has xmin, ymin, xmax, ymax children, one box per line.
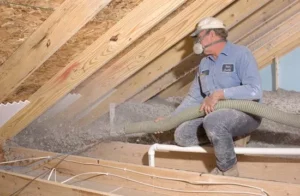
<box><xmin>124</xmin><ymin>100</ymin><xmax>300</xmax><ymax>134</ymax></box>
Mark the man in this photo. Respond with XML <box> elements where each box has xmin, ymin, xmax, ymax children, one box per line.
<box><xmin>168</xmin><ymin>17</ymin><xmax>262</xmax><ymax>177</ymax></box>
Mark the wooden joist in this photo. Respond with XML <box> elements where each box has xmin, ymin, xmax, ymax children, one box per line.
<box><xmin>80</xmin><ymin>141</ymin><xmax>300</xmax><ymax>184</ymax></box>
<box><xmin>258</xmin><ymin>32</ymin><xmax>300</xmax><ymax>69</ymax></box>
<box><xmin>256</xmin><ymin>27</ymin><xmax>300</xmax><ymax>66</ymax></box>
<box><xmin>5</xmin><ymin>146</ymin><xmax>300</xmax><ymax>196</ymax></box>
<box><xmin>236</xmin><ymin>0</ymin><xmax>300</xmax><ymax>46</ymax></box>
<box><xmin>0</xmin><ymin>170</ymin><xmax>115</xmax><ymax>196</ymax></box>
<box><xmin>0</xmin><ymin>0</ymin><xmax>111</xmax><ymax>103</ymax></box>
<box><xmin>76</xmin><ymin>0</ymin><xmax>267</xmax><ymax>125</ymax></box>
<box><xmin>176</xmin><ymin>81</ymin><xmax>193</xmax><ymax>97</ymax></box>
<box><xmin>0</xmin><ymin>0</ymin><xmax>186</xmax><ymax>140</ymax></box>
<box><xmin>130</xmin><ymin>55</ymin><xmax>199</xmax><ymax>102</ymax></box>
<box><xmin>62</xmin><ymin>0</ymin><xmax>235</xmax><ymax>120</ymax></box>
<box><xmin>248</xmin><ymin>11</ymin><xmax>300</xmax><ymax>52</ymax></box>
<box><xmin>158</xmin><ymin>70</ymin><xmax>195</xmax><ymax>99</ymax></box>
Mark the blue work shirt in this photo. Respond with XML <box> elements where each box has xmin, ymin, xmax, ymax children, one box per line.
<box><xmin>174</xmin><ymin>41</ymin><xmax>262</xmax><ymax>114</ymax></box>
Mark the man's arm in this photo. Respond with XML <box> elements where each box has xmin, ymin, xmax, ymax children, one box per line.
<box><xmin>172</xmin><ymin>74</ymin><xmax>204</xmax><ymax>115</ymax></box>
<box><xmin>154</xmin><ymin>75</ymin><xmax>203</xmax><ymax>123</ymax></box>
<box><xmin>223</xmin><ymin>48</ymin><xmax>262</xmax><ymax>100</ymax></box>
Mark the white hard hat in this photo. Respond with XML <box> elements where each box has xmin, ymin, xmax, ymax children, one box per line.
<box><xmin>190</xmin><ymin>16</ymin><xmax>225</xmax><ymax>37</ymax></box>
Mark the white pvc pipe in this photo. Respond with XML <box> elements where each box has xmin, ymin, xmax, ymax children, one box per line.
<box><xmin>148</xmin><ymin>143</ymin><xmax>300</xmax><ymax>167</ymax></box>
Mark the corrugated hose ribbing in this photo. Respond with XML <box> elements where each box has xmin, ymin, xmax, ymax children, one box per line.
<box><xmin>124</xmin><ymin>100</ymin><xmax>300</xmax><ymax>134</ymax></box>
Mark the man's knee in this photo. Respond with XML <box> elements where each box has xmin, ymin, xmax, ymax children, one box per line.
<box><xmin>174</xmin><ymin>122</ymin><xmax>192</xmax><ymax>147</ymax></box>
<box><xmin>203</xmin><ymin>111</ymin><xmax>226</xmax><ymax>140</ymax></box>
<box><xmin>174</xmin><ymin>119</ymin><xmax>204</xmax><ymax>147</ymax></box>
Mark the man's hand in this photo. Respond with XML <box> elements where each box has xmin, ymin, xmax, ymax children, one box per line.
<box><xmin>154</xmin><ymin>117</ymin><xmax>164</xmax><ymax>134</ymax></box>
<box><xmin>200</xmin><ymin>89</ymin><xmax>224</xmax><ymax>114</ymax></box>
<box><xmin>154</xmin><ymin>117</ymin><xmax>164</xmax><ymax>122</ymax></box>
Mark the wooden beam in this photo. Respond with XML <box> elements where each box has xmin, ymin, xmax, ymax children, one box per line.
<box><xmin>158</xmin><ymin>71</ymin><xmax>194</xmax><ymax>99</ymax></box>
<box><xmin>0</xmin><ymin>170</ymin><xmax>115</xmax><ymax>196</ymax></box>
<box><xmin>214</xmin><ymin>0</ymin><xmax>272</xmax><ymax>30</ymax></box>
<box><xmin>271</xmin><ymin>57</ymin><xmax>279</xmax><ymax>91</ymax></box>
<box><xmin>0</xmin><ymin>0</ymin><xmax>186</xmax><ymax>140</ymax></box>
<box><xmin>259</xmin><ymin>36</ymin><xmax>300</xmax><ymax>70</ymax></box>
<box><xmin>6</xmin><ymin>146</ymin><xmax>300</xmax><ymax>196</ymax></box>
<box><xmin>78</xmin><ymin>141</ymin><xmax>300</xmax><ymax>184</ymax></box>
<box><xmin>77</xmin><ymin>0</ymin><xmax>269</xmax><ymax>125</ymax></box>
<box><xmin>248</xmin><ymin>11</ymin><xmax>300</xmax><ymax>52</ymax></box>
<box><xmin>130</xmin><ymin>56</ymin><xmax>198</xmax><ymax>102</ymax></box>
<box><xmin>237</xmin><ymin>0</ymin><xmax>300</xmax><ymax>46</ymax></box>
<box><xmin>0</xmin><ymin>170</ymin><xmax>162</xmax><ymax>196</ymax></box>
<box><xmin>0</xmin><ymin>0</ymin><xmax>111</xmax><ymax>103</ymax></box>
<box><xmin>258</xmin><ymin>32</ymin><xmax>300</xmax><ymax>69</ymax></box>
<box><xmin>254</xmin><ymin>26</ymin><xmax>300</xmax><ymax>64</ymax></box>
<box><xmin>176</xmin><ymin>82</ymin><xmax>192</xmax><ymax>97</ymax></box>
<box><xmin>63</xmin><ymin>0</ymin><xmax>235</xmax><ymax>120</ymax></box>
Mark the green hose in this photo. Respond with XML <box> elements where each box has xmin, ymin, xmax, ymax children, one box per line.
<box><xmin>124</xmin><ymin>100</ymin><xmax>300</xmax><ymax>134</ymax></box>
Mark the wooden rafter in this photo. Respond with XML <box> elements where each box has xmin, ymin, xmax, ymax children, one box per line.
<box><xmin>0</xmin><ymin>0</ymin><xmax>111</xmax><ymax>103</ymax></box>
<box><xmin>130</xmin><ymin>60</ymin><xmax>198</xmax><ymax>103</ymax></box>
<box><xmin>248</xmin><ymin>12</ymin><xmax>300</xmax><ymax>52</ymax></box>
<box><xmin>258</xmin><ymin>32</ymin><xmax>300</xmax><ymax>69</ymax></box>
<box><xmin>0</xmin><ymin>0</ymin><xmax>186</xmax><ymax>141</ymax></box>
<box><xmin>75</xmin><ymin>141</ymin><xmax>300</xmax><ymax>184</ymax></box>
<box><xmin>61</xmin><ymin>0</ymin><xmax>235</xmax><ymax>120</ymax></box>
<box><xmin>236</xmin><ymin>0</ymin><xmax>300</xmax><ymax>46</ymax></box>
<box><xmin>5</xmin><ymin>146</ymin><xmax>300</xmax><ymax>196</ymax></box>
<box><xmin>158</xmin><ymin>69</ymin><xmax>195</xmax><ymax>99</ymax></box>
<box><xmin>256</xmin><ymin>27</ymin><xmax>300</xmax><ymax>64</ymax></box>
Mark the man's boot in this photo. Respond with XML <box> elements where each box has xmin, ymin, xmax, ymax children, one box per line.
<box><xmin>234</xmin><ymin>135</ymin><xmax>251</xmax><ymax>147</ymax></box>
<box><xmin>210</xmin><ymin>164</ymin><xmax>239</xmax><ymax>177</ymax></box>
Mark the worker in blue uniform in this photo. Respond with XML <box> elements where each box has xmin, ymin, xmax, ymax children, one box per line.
<box><xmin>159</xmin><ymin>17</ymin><xmax>263</xmax><ymax>177</ymax></box>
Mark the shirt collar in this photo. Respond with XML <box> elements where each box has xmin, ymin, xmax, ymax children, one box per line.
<box><xmin>221</xmin><ymin>41</ymin><xmax>230</xmax><ymax>56</ymax></box>
<box><xmin>207</xmin><ymin>41</ymin><xmax>230</xmax><ymax>61</ymax></box>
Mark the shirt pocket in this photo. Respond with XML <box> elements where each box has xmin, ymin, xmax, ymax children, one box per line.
<box><xmin>198</xmin><ymin>70</ymin><xmax>210</xmax><ymax>95</ymax></box>
<box><xmin>219</xmin><ymin>64</ymin><xmax>240</xmax><ymax>88</ymax></box>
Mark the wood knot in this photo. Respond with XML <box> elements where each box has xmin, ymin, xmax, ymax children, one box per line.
<box><xmin>46</xmin><ymin>39</ymin><xmax>51</xmax><ymax>47</ymax></box>
<box><xmin>110</xmin><ymin>34</ymin><xmax>119</xmax><ymax>42</ymax></box>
